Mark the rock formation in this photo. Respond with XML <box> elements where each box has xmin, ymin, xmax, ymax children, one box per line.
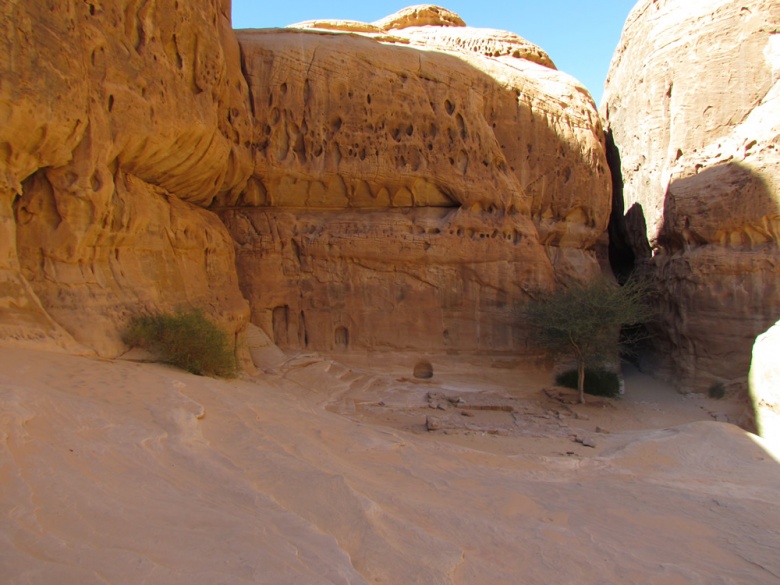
<box><xmin>0</xmin><ymin>2</ymin><xmax>611</xmax><ymax>359</ymax></box>
<box><xmin>1</xmin><ymin>0</ymin><xmax>252</xmax><ymax>355</ymax></box>
<box><xmin>602</xmin><ymin>0</ymin><xmax>780</xmax><ymax>391</ymax></box>
<box><xmin>0</xmin><ymin>0</ymin><xmax>614</xmax><ymax>363</ymax></box>
<box><xmin>218</xmin><ymin>8</ymin><xmax>610</xmax><ymax>353</ymax></box>
<box><xmin>750</xmin><ymin>320</ymin><xmax>780</xmax><ymax>446</ymax></box>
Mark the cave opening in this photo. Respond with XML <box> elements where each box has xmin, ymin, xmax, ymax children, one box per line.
<box><xmin>334</xmin><ymin>326</ymin><xmax>349</xmax><ymax>350</ymax></box>
<box><xmin>272</xmin><ymin>305</ymin><xmax>289</xmax><ymax>346</ymax></box>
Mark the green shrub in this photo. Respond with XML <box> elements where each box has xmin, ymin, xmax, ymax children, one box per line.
<box><xmin>555</xmin><ymin>368</ymin><xmax>620</xmax><ymax>398</ymax></box>
<box><xmin>124</xmin><ymin>308</ymin><xmax>237</xmax><ymax>378</ymax></box>
<box><xmin>708</xmin><ymin>382</ymin><xmax>726</xmax><ymax>399</ymax></box>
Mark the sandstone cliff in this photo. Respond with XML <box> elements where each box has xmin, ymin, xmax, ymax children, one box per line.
<box><xmin>219</xmin><ymin>8</ymin><xmax>610</xmax><ymax>353</ymax></box>
<box><xmin>602</xmin><ymin>0</ymin><xmax>780</xmax><ymax>391</ymax></box>
<box><xmin>1</xmin><ymin>0</ymin><xmax>252</xmax><ymax>354</ymax></box>
<box><xmin>1</xmin><ymin>2</ymin><xmax>610</xmax><ymax>360</ymax></box>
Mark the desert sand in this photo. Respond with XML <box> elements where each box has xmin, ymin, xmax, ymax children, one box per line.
<box><xmin>1</xmin><ymin>346</ymin><xmax>779</xmax><ymax>584</ymax></box>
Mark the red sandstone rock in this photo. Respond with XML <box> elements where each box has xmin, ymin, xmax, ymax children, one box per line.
<box><xmin>1</xmin><ymin>0</ymin><xmax>252</xmax><ymax>354</ymax></box>
<box><xmin>222</xmin><ymin>12</ymin><xmax>609</xmax><ymax>352</ymax></box>
<box><xmin>602</xmin><ymin>0</ymin><xmax>780</xmax><ymax>391</ymax></box>
<box><xmin>0</xmin><ymin>3</ymin><xmax>610</xmax><ymax>359</ymax></box>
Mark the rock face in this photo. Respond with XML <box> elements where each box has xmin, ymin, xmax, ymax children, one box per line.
<box><xmin>1</xmin><ymin>0</ymin><xmax>252</xmax><ymax>354</ymax></box>
<box><xmin>219</xmin><ymin>8</ymin><xmax>610</xmax><ymax>352</ymax></box>
<box><xmin>749</xmin><ymin>320</ymin><xmax>780</xmax><ymax>445</ymax></box>
<box><xmin>602</xmin><ymin>0</ymin><xmax>780</xmax><ymax>391</ymax></box>
<box><xmin>1</xmin><ymin>2</ymin><xmax>610</xmax><ymax>358</ymax></box>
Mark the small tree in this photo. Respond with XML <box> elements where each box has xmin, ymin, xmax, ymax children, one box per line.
<box><xmin>523</xmin><ymin>277</ymin><xmax>651</xmax><ymax>403</ymax></box>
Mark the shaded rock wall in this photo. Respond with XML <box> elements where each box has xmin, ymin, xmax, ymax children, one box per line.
<box><xmin>602</xmin><ymin>0</ymin><xmax>780</xmax><ymax>391</ymax></box>
<box><xmin>220</xmin><ymin>13</ymin><xmax>610</xmax><ymax>352</ymax></box>
<box><xmin>1</xmin><ymin>0</ymin><xmax>252</xmax><ymax>354</ymax></box>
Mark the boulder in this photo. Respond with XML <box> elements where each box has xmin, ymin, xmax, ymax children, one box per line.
<box><xmin>749</xmin><ymin>320</ymin><xmax>780</xmax><ymax>445</ymax></box>
<box><xmin>602</xmin><ymin>0</ymin><xmax>780</xmax><ymax>390</ymax></box>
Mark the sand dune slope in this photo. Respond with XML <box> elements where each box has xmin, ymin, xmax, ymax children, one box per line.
<box><xmin>1</xmin><ymin>349</ymin><xmax>779</xmax><ymax>584</ymax></box>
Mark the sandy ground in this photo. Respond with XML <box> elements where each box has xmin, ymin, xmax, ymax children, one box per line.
<box><xmin>1</xmin><ymin>346</ymin><xmax>779</xmax><ymax>584</ymax></box>
<box><xmin>315</xmin><ymin>352</ymin><xmax>749</xmax><ymax>458</ymax></box>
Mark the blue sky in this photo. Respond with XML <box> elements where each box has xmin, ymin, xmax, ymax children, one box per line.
<box><xmin>231</xmin><ymin>1</ymin><xmax>639</xmax><ymax>106</ymax></box>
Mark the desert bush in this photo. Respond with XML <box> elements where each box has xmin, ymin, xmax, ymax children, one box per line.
<box><xmin>555</xmin><ymin>368</ymin><xmax>620</xmax><ymax>398</ymax></box>
<box><xmin>124</xmin><ymin>308</ymin><xmax>237</xmax><ymax>377</ymax></box>
<box><xmin>708</xmin><ymin>381</ymin><xmax>726</xmax><ymax>399</ymax></box>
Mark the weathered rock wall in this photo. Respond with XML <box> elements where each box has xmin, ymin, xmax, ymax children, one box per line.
<box><xmin>2</xmin><ymin>3</ymin><xmax>611</xmax><ymax>358</ymax></box>
<box><xmin>1</xmin><ymin>0</ymin><xmax>252</xmax><ymax>354</ymax></box>
<box><xmin>221</xmin><ymin>11</ymin><xmax>610</xmax><ymax>352</ymax></box>
<box><xmin>602</xmin><ymin>0</ymin><xmax>780</xmax><ymax>391</ymax></box>
<box><xmin>221</xmin><ymin>207</ymin><xmax>552</xmax><ymax>353</ymax></box>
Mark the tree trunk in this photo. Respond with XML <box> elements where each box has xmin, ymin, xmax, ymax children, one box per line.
<box><xmin>577</xmin><ymin>357</ymin><xmax>586</xmax><ymax>404</ymax></box>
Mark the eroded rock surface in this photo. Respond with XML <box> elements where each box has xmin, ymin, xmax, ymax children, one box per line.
<box><xmin>1</xmin><ymin>0</ymin><xmax>252</xmax><ymax>354</ymax></box>
<box><xmin>602</xmin><ymin>0</ymin><xmax>780</xmax><ymax>391</ymax></box>
<box><xmin>2</xmin><ymin>348</ymin><xmax>779</xmax><ymax>584</ymax></box>
<box><xmin>1</xmin><ymin>3</ymin><xmax>610</xmax><ymax>358</ymax></box>
<box><xmin>221</xmin><ymin>8</ymin><xmax>610</xmax><ymax>352</ymax></box>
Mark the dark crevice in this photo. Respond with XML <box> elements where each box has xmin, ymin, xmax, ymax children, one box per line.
<box><xmin>605</xmin><ymin>129</ymin><xmax>655</xmax><ymax>369</ymax></box>
<box><xmin>238</xmin><ymin>46</ymin><xmax>256</xmax><ymax>119</ymax></box>
<box><xmin>605</xmin><ymin>128</ymin><xmax>636</xmax><ymax>284</ymax></box>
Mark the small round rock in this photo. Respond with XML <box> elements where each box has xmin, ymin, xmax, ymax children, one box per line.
<box><xmin>413</xmin><ymin>360</ymin><xmax>434</xmax><ymax>379</ymax></box>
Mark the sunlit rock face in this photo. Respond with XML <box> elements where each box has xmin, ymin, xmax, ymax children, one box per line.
<box><xmin>602</xmin><ymin>0</ymin><xmax>780</xmax><ymax>391</ymax></box>
<box><xmin>0</xmin><ymin>0</ymin><xmax>252</xmax><ymax>354</ymax></box>
<box><xmin>0</xmin><ymin>2</ymin><xmax>610</xmax><ymax>357</ymax></box>
<box><xmin>220</xmin><ymin>6</ymin><xmax>611</xmax><ymax>352</ymax></box>
<box><xmin>749</xmin><ymin>320</ymin><xmax>780</xmax><ymax>443</ymax></box>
